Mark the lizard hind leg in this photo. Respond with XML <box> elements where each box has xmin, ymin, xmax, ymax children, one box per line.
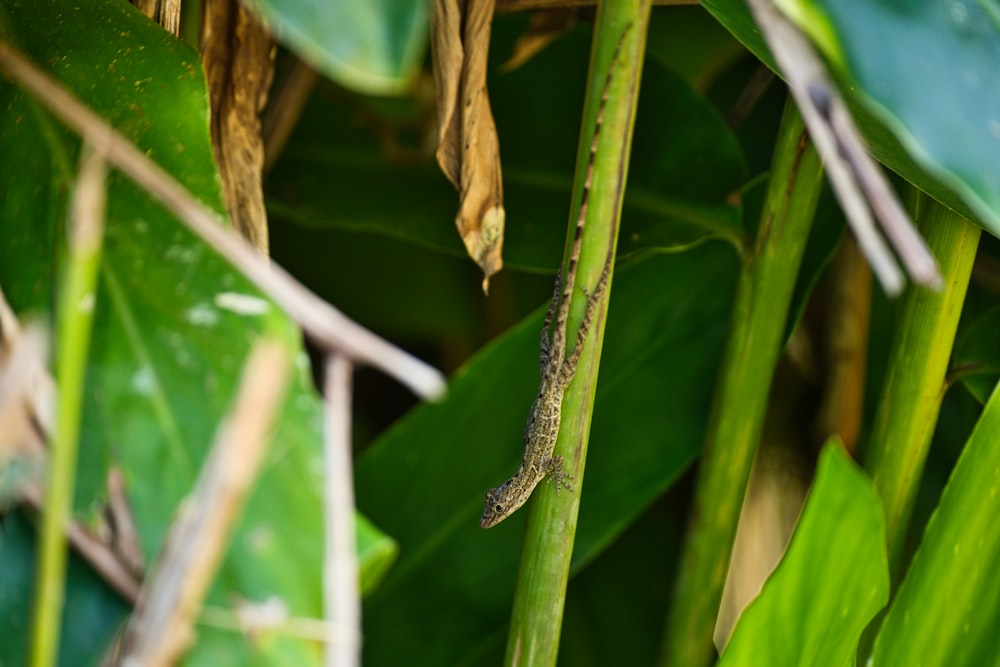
<box><xmin>559</xmin><ymin>253</ymin><xmax>613</xmax><ymax>384</ymax></box>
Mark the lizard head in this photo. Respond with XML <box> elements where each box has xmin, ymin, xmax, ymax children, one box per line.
<box><xmin>479</xmin><ymin>480</ymin><xmax>527</xmax><ymax>529</ymax></box>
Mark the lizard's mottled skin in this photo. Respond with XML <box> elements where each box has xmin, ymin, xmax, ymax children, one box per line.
<box><xmin>480</xmin><ymin>27</ymin><xmax>629</xmax><ymax>529</ymax></box>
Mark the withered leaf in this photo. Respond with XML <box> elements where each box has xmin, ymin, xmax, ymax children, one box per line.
<box><xmin>0</xmin><ymin>289</ymin><xmax>52</xmax><ymax>501</ymax></box>
<box><xmin>500</xmin><ymin>9</ymin><xmax>576</xmax><ymax>72</ymax></box>
<box><xmin>201</xmin><ymin>0</ymin><xmax>276</xmax><ymax>255</ymax></box>
<box><xmin>432</xmin><ymin>0</ymin><xmax>506</xmax><ymax>292</ymax></box>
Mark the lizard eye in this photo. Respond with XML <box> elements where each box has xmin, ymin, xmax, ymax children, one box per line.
<box><xmin>494</xmin><ymin>504</ymin><xmax>503</xmax><ymax>513</ymax></box>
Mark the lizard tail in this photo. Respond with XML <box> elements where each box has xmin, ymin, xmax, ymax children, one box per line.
<box><xmin>552</xmin><ymin>24</ymin><xmax>632</xmax><ymax>356</ymax></box>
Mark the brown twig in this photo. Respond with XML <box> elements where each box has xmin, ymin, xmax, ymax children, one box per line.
<box><xmin>21</xmin><ymin>484</ymin><xmax>142</xmax><ymax>604</ymax></box>
<box><xmin>2</xmin><ymin>285</ymin><xmax>142</xmax><ymax>603</ymax></box>
<box><xmin>263</xmin><ymin>58</ymin><xmax>318</xmax><ymax>173</ymax></box>
<box><xmin>198</xmin><ymin>603</ymin><xmax>356</xmax><ymax>644</ymax></box>
<box><xmin>0</xmin><ymin>40</ymin><xmax>446</xmax><ymax>401</ymax></box>
<box><xmin>744</xmin><ymin>0</ymin><xmax>941</xmax><ymax>296</ymax></box>
<box><xmin>0</xmin><ymin>292</ymin><xmax>53</xmax><ymax>461</ymax></box>
<box><xmin>323</xmin><ymin>354</ymin><xmax>360</xmax><ymax>667</ymax></box>
<box><xmin>118</xmin><ymin>338</ymin><xmax>293</xmax><ymax>667</ymax></box>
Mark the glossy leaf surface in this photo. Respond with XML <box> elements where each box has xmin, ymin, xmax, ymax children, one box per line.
<box><xmin>247</xmin><ymin>0</ymin><xmax>427</xmax><ymax>94</ymax></box>
<box><xmin>702</xmin><ymin>0</ymin><xmax>1000</xmax><ymax>236</ymax></box>
<box><xmin>0</xmin><ymin>1</ymin><xmax>394</xmax><ymax>664</ymax></box>
<box><xmin>719</xmin><ymin>443</ymin><xmax>889</xmax><ymax>667</ymax></box>
<box><xmin>356</xmin><ymin>244</ymin><xmax>740</xmax><ymax>665</ymax></box>
<box><xmin>872</xmin><ymin>382</ymin><xmax>1000</xmax><ymax>666</ymax></box>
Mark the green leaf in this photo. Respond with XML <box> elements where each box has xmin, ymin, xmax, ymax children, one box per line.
<box><xmin>719</xmin><ymin>442</ymin><xmax>889</xmax><ymax>667</ymax></box>
<box><xmin>0</xmin><ymin>512</ymin><xmax>131</xmax><ymax>667</ymax></box>
<box><xmin>355</xmin><ymin>244</ymin><xmax>739</xmax><ymax>665</ymax></box>
<box><xmin>872</xmin><ymin>382</ymin><xmax>1000</xmax><ymax>666</ymax></box>
<box><xmin>787</xmin><ymin>0</ymin><xmax>1000</xmax><ymax>236</ymax></box>
<box><xmin>244</xmin><ymin>0</ymin><xmax>427</xmax><ymax>95</ymax></box>
<box><xmin>700</xmin><ymin>0</ymin><xmax>1000</xmax><ymax>235</ymax></box>
<box><xmin>559</xmin><ymin>500</ymin><xmax>684</xmax><ymax>666</ymax></box>
<box><xmin>357</xmin><ymin>513</ymin><xmax>399</xmax><ymax>597</ymax></box>
<box><xmin>266</xmin><ymin>19</ymin><xmax>747</xmax><ymax>274</ymax></box>
<box><xmin>952</xmin><ymin>305</ymin><xmax>1000</xmax><ymax>404</ymax></box>
<box><xmin>0</xmin><ymin>0</ymin><xmax>394</xmax><ymax>662</ymax></box>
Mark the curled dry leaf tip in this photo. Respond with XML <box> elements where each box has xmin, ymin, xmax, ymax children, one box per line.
<box><xmin>432</xmin><ymin>0</ymin><xmax>507</xmax><ymax>290</ymax></box>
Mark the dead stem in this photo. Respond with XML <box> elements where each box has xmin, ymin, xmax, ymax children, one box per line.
<box><xmin>323</xmin><ymin>354</ymin><xmax>360</xmax><ymax>667</ymax></box>
<box><xmin>0</xmin><ymin>40</ymin><xmax>446</xmax><ymax>401</ymax></box>
<box><xmin>744</xmin><ymin>0</ymin><xmax>941</xmax><ymax>295</ymax></box>
<box><xmin>118</xmin><ymin>338</ymin><xmax>293</xmax><ymax>667</ymax></box>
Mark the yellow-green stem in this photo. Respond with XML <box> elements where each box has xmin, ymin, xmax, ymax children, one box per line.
<box><xmin>30</xmin><ymin>148</ymin><xmax>106</xmax><ymax>667</ymax></box>
<box><xmin>502</xmin><ymin>3</ymin><xmax>650</xmax><ymax>665</ymax></box>
<box><xmin>864</xmin><ymin>194</ymin><xmax>980</xmax><ymax>576</ymax></box>
<box><xmin>659</xmin><ymin>100</ymin><xmax>823</xmax><ymax>667</ymax></box>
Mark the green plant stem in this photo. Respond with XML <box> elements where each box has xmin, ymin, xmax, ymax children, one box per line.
<box><xmin>502</xmin><ymin>3</ymin><xmax>650</xmax><ymax>665</ymax></box>
<box><xmin>870</xmin><ymin>351</ymin><xmax>1000</xmax><ymax>666</ymax></box>
<box><xmin>863</xmin><ymin>194</ymin><xmax>980</xmax><ymax>576</ymax></box>
<box><xmin>30</xmin><ymin>147</ymin><xmax>107</xmax><ymax>667</ymax></box>
<box><xmin>659</xmin><ymin>100</ymin><xmax>823</xmax><ymax>667</ymax></box>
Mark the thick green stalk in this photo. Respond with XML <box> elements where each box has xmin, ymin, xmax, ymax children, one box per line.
<box><xmin>30</xmin><ymin>148</ymin><xmax>107</xmax><ymax>667</ymax></box>
<box><xmin>502</xmin><ymin>3</ymin><xmax>650</xmax><ymax>665</ymax></box>
<box><xmin>863</xmin><ymin>195</ymin><xmax>980</xmax><ymax>576</ymax></box>
<box><xmin>659</xmin><ymin>101</ymin><xmax>823</xmax><ymax>667</ymax></box>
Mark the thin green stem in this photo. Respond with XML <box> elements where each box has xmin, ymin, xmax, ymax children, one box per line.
<box><xmin>29</xmin><ymin>147</ymin><xmax>107</xmax><ymax>667</ymax></box>
<box><xmin>659</xmin><ymin>100</ymin><xmax>823</xmax><ymax>667</ymax></box>
<box><xmin>863</xmin><ymin>194</ymin><xmax>980</xmax><ymax>576</ymax></box>
<box><xmin>502</xmin><ymin>3</ymin><xmax>650</xmax><ymax>665</ymax></box>
<box><xmin>858</xmin><ymin>196</ymin><xmax>979</xmax><ymax>664</ymax></box>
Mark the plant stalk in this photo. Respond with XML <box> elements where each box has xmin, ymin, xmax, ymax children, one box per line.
<box><xmin>659</xmin><ymin>100</ymin><xmax>824</xmax><ymax>667</ymax></box>
<box><xmin>30</xmin><ymin>146</ymin><xmax>107</xmax><ymax>667</ymax></box>
<box><xmin>863</xmin><ymin>194</ymin><xmax>980</xmax><ymax>576</ymax></box>
<box><xmin>502</xmin><ymin>3</ymin><xmax>650</xmax><ymax>665</ymax></box>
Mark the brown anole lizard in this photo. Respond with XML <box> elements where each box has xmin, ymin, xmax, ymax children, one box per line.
<box><xmin>480</xmin><ymin>26</ymin><xmax>630</xmax><ymax>529</ymax></box>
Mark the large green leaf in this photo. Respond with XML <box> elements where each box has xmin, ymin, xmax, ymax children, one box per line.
<box><xmin>0</xmin><ymin>1</ymin><xmax>394</xmax><ymax>663</ymax></box>
<box><xmin>266</xmin><ymin>18</ymin><xmax>748</xmax><ymax>274</ymax></box>
<box><xmin>952</xmin><ymin>305</ymin><xmax>1000</xmax><ymax>404</ymax></box>
<box><xmin>245</xmin><ymin>0</ymin><xmax>427</xmax><ymax>94</ymax></box>
<box><xmin>872</xmin><ymin>382</ymin><xmax>1000</xmax><ymax>666</ymax></box>
<box><xmin>355</xmin><ymin>243</ymin><xmax>740</xmax><ymax>665</ymax></box>
<box><xmin>788</xmin><ymin>0</ymin><xmax>1000</xmax><ymax>236</ymax></box>
<box><xmin>701</xmin><ymin>0</ymin><xmax>1000</xmax><ymax>237</ymax></box>
<box><xmin>558</xmin><ymin>493</ymin><xmax>685</xmax><ymax>666</ymax></box>
<box><xmin>719</xmin><ymin>443</ymin><xmax>889</xmax><ymax>667</ymax></box>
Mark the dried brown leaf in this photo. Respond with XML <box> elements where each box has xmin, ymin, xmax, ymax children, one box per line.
<box><xmin>714</xmin><ymin>443</ymin><xmax>809</xmax><ymax>651</ymax></box>
<box><xmin>500</xmin><ymin>9</ymin><xmax>576</xmax><ymax>72</ymax></box>
<box><xmin>201</xmin><ymin>0</ymin><xmax>276</xmax><ymax>254</ymax></box>
<box><xmin>0</xmin><ymin>289</ymin><xmax>52</xmax><ymax>491</ymax></box>
<box><xmin>432</xmin><ymin>0</ymin><xmax>506</xmax><ymax>291</ymax></box>
<box><xmin>744</xmin><ymin>0</ymin><xmax>940</xmax><ymax>294</ymax></box>
<box><xmin>0</xmin><ymin>41</ymin><xmax>446</xmax><ymax>398</ymax></box>
<box><xmin>106</xmin><ymin>466</ymin><xmax>147</xmax><ymax>575</ymax></box>
<box><xmin>129</xmin><ymin>0</ymin><xmax>181</xmax><ymax>37</ymax></box>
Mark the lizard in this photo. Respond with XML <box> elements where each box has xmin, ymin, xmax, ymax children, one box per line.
<box><xmin>480</xmin><ymin>25</ymin><xmax>630</xmax><ymax>529</ymax></box>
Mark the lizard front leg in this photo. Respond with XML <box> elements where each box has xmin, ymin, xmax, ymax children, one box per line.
<box><xmin>539</xmin><ymin>269</ymin><xmax>562</xmax><ymax>370</ymax></box>
<box><xmin>543</xmin><ymin>455</ymin><xmax>574</xmax><ymax>493</ymax></box>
